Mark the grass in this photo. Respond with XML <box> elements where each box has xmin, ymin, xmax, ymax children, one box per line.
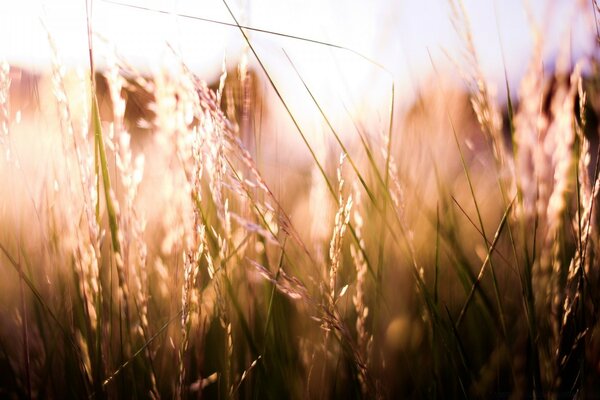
<box><xmin>1</xmin><ymin>1</ymin><xmax>600</xmax><ymax>398</ymax></box>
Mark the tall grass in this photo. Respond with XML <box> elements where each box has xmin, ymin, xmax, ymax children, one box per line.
<box><xmin>1</xmin><ymin>1</ymin><xmax>600</xmax><ymax>398</ymax></box>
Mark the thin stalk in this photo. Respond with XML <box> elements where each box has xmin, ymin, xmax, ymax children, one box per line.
<box><xmin>99</xmin><ymin>310</ymin><xmax>183</xmax><ymax>393</ymax></box>
<box><xmin>449</xmin><ymin>116</ymin><xmax>509</xmax><ymax>338</ymax></box>
<box><xmin>456</xmin><ymin>198</ymin><xmax>513</xmax><ymax>327</ymax></box>
<box><xmin>262</xmin><ymin>238</ymin><xmax>287</xmax><ymax>347</ymax></box>
<box><xmin>100</xmin><ymin>0</ymin><xmax>389</xmax><ymax>72</ymax></box>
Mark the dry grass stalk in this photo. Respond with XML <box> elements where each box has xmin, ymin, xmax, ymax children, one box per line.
<box><xmin>447</xmin><ymin>0</ymin><xmax>507</xmax><ymax>168</ymax></box>
<box><xmin>47</xmin><ymin>31</ymin><xmax>105</xmax><ymax>345</ymax></box>
<box><xmin>179</xmin><ymin>223</ymin><xmax>205</xmax><ymax>398</ymax></box>
<box><xmin>329</xmin><ymin>153</ymin><xmax>352</xmax><ymax>304</ymax></box>
<box><xmin>350</xmin><ymin>180</ymin><xmax>371</xmax><ymax>393</ymax></box>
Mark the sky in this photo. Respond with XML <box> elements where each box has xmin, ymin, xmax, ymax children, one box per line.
<box><xmin>0</xmin><ymin>0</ymin><xmax>596</xmax><ymax>121</ymax></box>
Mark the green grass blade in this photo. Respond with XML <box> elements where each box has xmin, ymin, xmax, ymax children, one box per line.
<box><xmin>456</xmin><ymin>198</ymin><xmax>513</xmax><ymax>327</ymax></box>
<box><xmin>92</xmin><ymin>95</ymin><xmax>121</xmax><ymax>255</ymax></box>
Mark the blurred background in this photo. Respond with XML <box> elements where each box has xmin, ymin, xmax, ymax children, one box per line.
<box><xmin>1</xmin><ymin>0</ymin><xmax>596</xmax><ymax>171</ymax></box>
<box><xmin>1</xmin><ymin>0</ymin><xmax>595</xmax><ymax>108</ymax></box>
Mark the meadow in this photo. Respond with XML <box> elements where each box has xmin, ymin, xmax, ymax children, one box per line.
<box><xmin>1</xmin><ymin>1</ymin><xmax>600</xmax><ymax>398</ymax></box>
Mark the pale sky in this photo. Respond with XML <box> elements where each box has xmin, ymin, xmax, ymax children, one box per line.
<box><xmin>0</xmin><ymin>0</ymin><xmax>595</xmax><ymax>118</ymax></box>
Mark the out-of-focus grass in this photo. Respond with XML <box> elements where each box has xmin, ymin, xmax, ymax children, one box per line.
<box><xmin>1</xmin><ymin>2</ymin><xmax>600</xmax><ymax>399</ymax></box>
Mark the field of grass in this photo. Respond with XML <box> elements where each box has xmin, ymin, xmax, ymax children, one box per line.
<box><xmin>1</xmin><ymin>1</ymin><xmax>600</xmax><ymax>398</ymax></box>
